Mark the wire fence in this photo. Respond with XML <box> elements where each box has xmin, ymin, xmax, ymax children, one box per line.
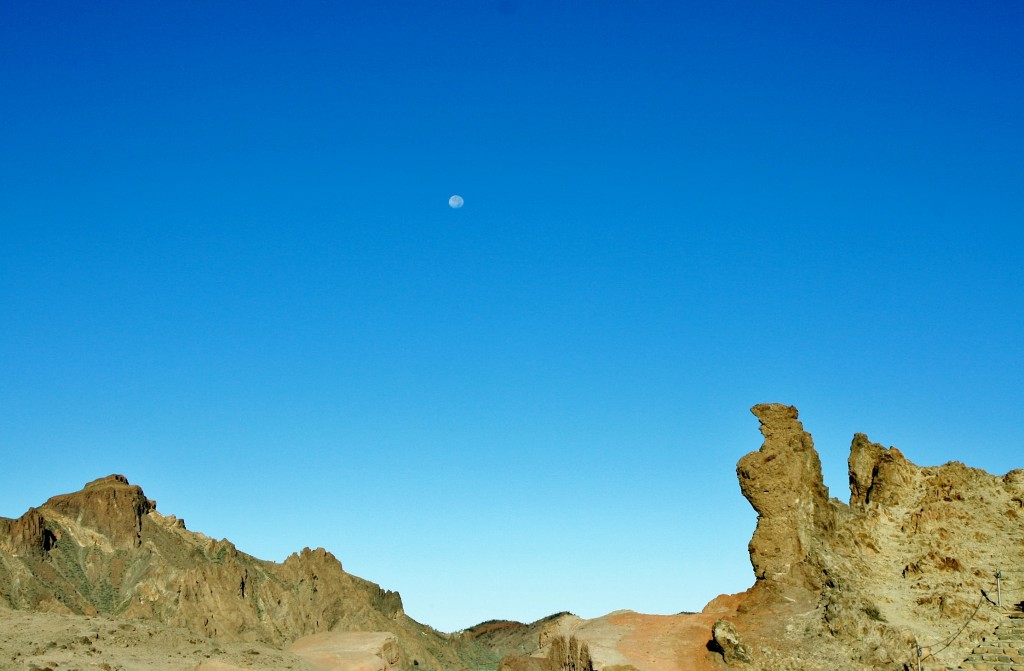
<box><xmin>914</xmin><ymin>569</ymin><xmax>1024</xmax><ymax>671</ymax></box>
<box><xmin>918</xmin><ymin>595</ymin><xmax>986</xmax><ymax>665</ymax></box>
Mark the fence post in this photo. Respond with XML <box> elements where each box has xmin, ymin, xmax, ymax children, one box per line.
<box><xmin>998</xmin><ymin>570</ymin><xmax>1003</xmax><ymax>608</ymax></box>
<box><xmin>917</xmin><ymin>644</ymin><xmax>922</xmax><ymax>671</ymax></box>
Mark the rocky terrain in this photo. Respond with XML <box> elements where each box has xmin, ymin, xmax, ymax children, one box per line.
<box><xmin>3</xmin><ymin>403</ymin><xmax>1024</xmax><ymax>670</ymax></box>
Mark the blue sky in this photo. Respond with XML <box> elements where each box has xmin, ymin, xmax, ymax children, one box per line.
<box><xmin>2</xmin><ymin>0</ymin><xmax>1022</xmax><ymax>632</ymax></box>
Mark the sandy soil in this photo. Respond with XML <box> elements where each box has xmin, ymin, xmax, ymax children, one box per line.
<box><xmin>0</xmin><ymin>605</ymin><xmax>316</xmax><ymax>671</ymax></box>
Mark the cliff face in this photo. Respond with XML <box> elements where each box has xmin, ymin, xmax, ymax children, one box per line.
<box><xmin>0</xmin><ymin>475</ymin><xmax>487</xmax><ymax>671</ymax></box>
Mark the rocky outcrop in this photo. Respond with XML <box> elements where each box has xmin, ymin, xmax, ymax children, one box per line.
<box><xmin>546</xmin><ymin>635</ymin><xmax>594</xmax><ymax>671</ymax></box>
<box><xmin>41</xmin><ymin>474</ymin><xmax>154</xmax><ymax>549</ymax></box>
<box><xmin>848</xmin><ymin>433</ymin><xmax>916</xmax><ymax>508</ymax></box>
<box><xmin>486</xmin><ymin>609</ymin><xmax>728</xmax><ymax>671</ymax></box>
<box><xmin>735</xmin><ymin>403</ymin><xmax>836</xmax><ymax>590</ymax></box>
<box><xmin>710</xmin><ymin>619</ymin><xmax>750</xmax><ymax>666</ymax></box>
<box><xmin>0</xmin><ymin>508</ymin><xmax>55</xmax><ymax>557</ymax></box>
<box><xmin>469</xmin><ymin>402</ymin><xmax>1024</xmax><ymax>671</ymax></box>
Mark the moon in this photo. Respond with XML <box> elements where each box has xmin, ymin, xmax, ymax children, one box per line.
<box><xmin>448</xmin><ymin>194</ymin><xmax>464</xmax><ymax>209</ymax></box>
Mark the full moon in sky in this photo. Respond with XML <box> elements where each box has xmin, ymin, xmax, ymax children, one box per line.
<box><xmin>448</xmin><ymin>194</ymin><xmax>464</xmax><ymax>209</ymax></box>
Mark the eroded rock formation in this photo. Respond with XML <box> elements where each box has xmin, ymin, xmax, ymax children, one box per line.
<box><xmin>716</xmin><ymin>404</ymin><xmax>1024</xmax><ymax>670</ymax></box>
<box><xmin>736</xmin><ymin>403</ymin><xmax>836</xmax><ymax>589</ymax></box>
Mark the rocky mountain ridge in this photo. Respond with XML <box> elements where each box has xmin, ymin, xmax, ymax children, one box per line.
<box><xmin>3</xmin><ymin>404</ymin><xmax>1024</xmax><ymax>671</ymax></box>
<box><xmin>0</xmin><ymin>474</ymin><xmax>490</xmax><ymax>671</ymax></box>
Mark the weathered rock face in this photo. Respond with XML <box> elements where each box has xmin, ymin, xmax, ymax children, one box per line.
<box><xmin>735</xmin><ymin>403</ymin><xmax>836</xmax><ymax>590</ymax></box>
<box><xmin>848</xmin><ymin>433</ymin><xmax>916</xmax><ymax>507</ymax></box>
<box><xmin>0</xmin><ymin>508</ymin><xmax>55</xmax><ymax>557</ymax></box>
<box><xmin>481</xmin><ymin>608</ymin><xmax>729</xmax><ymax>671</ymax></box>
<box><xmin>42</xmin><ymin>474</ymin><xmax>154</xmax><ymax>549</ymax></box>
<box><xmin>469</xmin><ymin>403</ymin><xmax>1024</xmax><ymax>671</ymax></box>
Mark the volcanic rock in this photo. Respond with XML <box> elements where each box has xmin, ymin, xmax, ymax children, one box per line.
<box><xmin>0</xmin><ymin>508</ymin><xmax>54</xmax><ymax>558</ymax></box>
<box><xmin>42</xmin><ymin>474</ymin><xmax>154</xmax><ymax>549</ymax></box>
